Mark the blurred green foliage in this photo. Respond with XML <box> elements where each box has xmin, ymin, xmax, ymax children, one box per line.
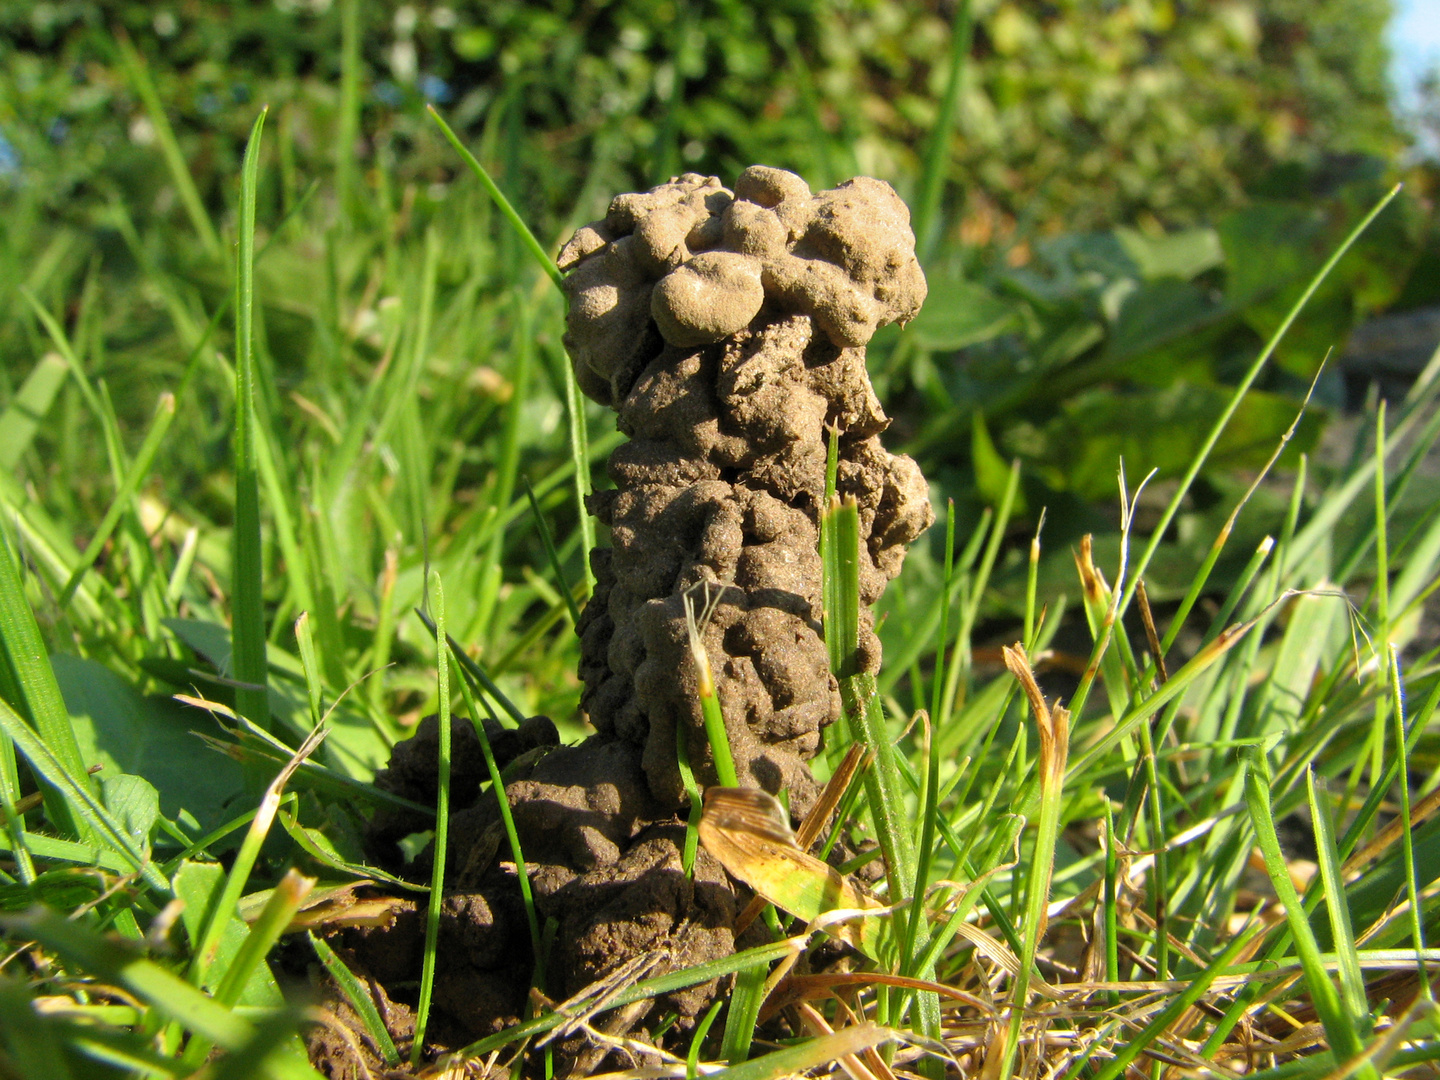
<box><xmin>0</xmin><ymin>0</ymin><xmax>1430</xmax><ymax>544</ymax></box>
<box><xmin>0</xmin><ymin>0</ymin><xmax>1406</xmax><ymax>240</ymax></box>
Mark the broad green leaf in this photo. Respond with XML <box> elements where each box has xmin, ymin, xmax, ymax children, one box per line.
<box><xmin>909</xmin><ymin>272</ymin><xmax>1018</xmax><ymax>351</ymax></box>
<box><xmin>1029</xmin><ymin>381</ymin><xmax>1321</xmax><ymax>499</ymax></box>
<box><xmin>1105</xmin><ymin>279</ymin><xmax>1224</xmax><ymax>363</ymax></box>
<box><xmin>55</xmin><ymin>654</ymin><xmax>245</xmax><ymax>833</ymax></box>
<box><xmin>971</xmin><ymin>412</ymin><xmax>1017</xmax><ymax>511</ymax></box>
<box><xmin>101</xmin><ymin>774</ymin><xmax>160</xmax><ymax>857</ymax></box>
<box><xmin>1115</xmin><ymin>225</ymin><xmax>1224</xmax><ymax>281</ymax></box>
<box><xmin>175</xmin><ymin>860</ymin><xmax>284</xmax><ymax>1008</ymax></box>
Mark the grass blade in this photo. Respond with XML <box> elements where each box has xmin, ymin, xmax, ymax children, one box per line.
<box><xmin>525</xmin><ymin>478</ymin><xmax>581</xmax><ymax>627</ymax></box>
<box><xmin>215</xmin><ymin>870</ymin><xmax>314</xmax><ymax>1008</ymax></box>
<box><xmin>714</xmin><ymin>1023</ymin><xmax>897</xmax><ymax>1080</ymax></box>
<box><xmin>308</xmin><ymin>932</ymin><xmax>400</xmax><ymax>1065</ymax></box>
<box><xmin>412</xmin><ymin>573</ymin><xmax>452</xmax><ymax>1065</ymax></box>
<box><xmin>232</xmin><ymin>109</ymin><xmax>270</xmax><ymax>734</ymax></box>
<box><xmin>59</xmin><ymin>392</ymin><xmax>176</xmax><ymax>607</ymax></box>
<box><xmin>113</xmin><ymin>33</ymin><xmax>222</xmax><ymax>260</ymax></box>
<box><xmin>1087</xmin><ymin>919</ymin><xmax>1265</xmax><ymax>1080</ymax></box>
<box><xmin>0</xmin><ymin>524</ymin><xmax>90</xmax><ymax>834</ymax></box>
<box><xmin>913</xmin><ymin>0</ymin><xmax>973</xmax><ymax>259</ymax></box>
<box><xmin>720</xmin><ymin>963</ymin><xmax>767</xmax><ymax>1065</ymax></box>
<box><xmin>1387</xmin><ymin>645</ymin><xmax>1431</xmax><ymax>997</ymax></box>
<box><xmin>1307</xmin><ymin>770</ymin><xmax>1370</xmax><ymax>1032</ymax></box>
<box><xmin>0</xmin><ymin>352</ymin><xmax>66</xmax><ymax>470</ymax></box>
<box><xmin>1245</xmin><ymin>748</ymin><xmax>1374</xmax><ymax>1078</ymax></box>
<box><xmin>335</xmin><ymin>0</ymin><xmax>362</xmax><ymax>218</ymax></box>
<box><xmin>188</xmin><ymin>722</ymin><xmax>329</xmax><ymax>989</ymax></box>
<box><xmin>1119</xmin><ymin>184</ymin><xmax>1403</xmax><ymax>625</ymax></box>
<box><xmin>448</xmin><ymin>631</ymin><xmax>543</xmax><ymax>969</ymax></box>
<box><xmin>427</xmin><ymin>105</ymin><xmax>563</xmax><ymax>288</ymax></box>
<box><xmin>4</xmin><ymin>907</ymin><xmax>249</xmax><ymax>1050</ymax></box>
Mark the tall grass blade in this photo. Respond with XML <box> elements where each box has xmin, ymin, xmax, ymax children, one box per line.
<box><xmin>427</xmin><ymin>106</ymin><xmax>562</xmax><ymax>288</ymax></box>
<box><xmin>448</xmin><ymin>635</ymin><xmax>543</xmax><ymax>964</ymax></box>
<box><xmin>0</xmin><ymin>353</ymin><xmax>66</xmax><ymax>470</ymax></box>
<box><xmin>1120</xmin><ymin>184</ymin><xmax>1402</xmax><ymax>623</ymax></box>
<box><xmin>1245</xmin><ymin>749</ymin><xmax>1375</xmax><ymax>1078</ymax></box>
<box><xmin>59</xmin><ymin>392</ymin><xmax>175</xmax><ymax>607</ymax></box>
<box><xmin>216</xmin><ymin>870</ymin><xmax>314</xmax><ymax>1008</ymax></box>
<box><xmin>412</xmin><ymin>574</ymin><xmax>452</xmax><ymax>1065</ymax></box>
<box><xmin>913</xmin><ymin>0</ymin><xmax>973</xmax><ymax>259</ymax></box>
<box><xmin>232</xmin><ymin>110</ymin><xmax>270</xmax><ymax>734</ymax></box>
<box><xmin>525</xmin><ymin>478</ymin><xmax>581</xmax><ymax>627</ymax></box>
<box><xmin>113</xmin><ymin>34</ymin><xmax>222</xmax><ymax>260</ymax></box>
<box><xmin>335</xmin><ymin>0</ymin><xmax>362</xmax><ymax>218</ymax></box>
<box><xmin>1388</xmin><ymin>646</ymin><xmax>1430</xmax><ymax>997</ymax></box>
<box><xmin>308</xmin><ymin>932</ymin><xmax>401</xmax><ymax>1066</ymax></box>
<box><xmin>0</xmin><ymin>525</ymin><xmax>90</xmax><ymax>834</ymax></box>
<box><xmin>188</xmin><ymin>721</ymin><xmax>329</xmax><ymax>989</ymax></box>
<box><xmin>1307</xmin><ymin>771</ymin><xmax>1370</xmax><ymax>1032</ymax></box>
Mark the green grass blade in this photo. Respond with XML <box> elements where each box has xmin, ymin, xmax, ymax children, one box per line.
<box><xmin>0</xmin><ymin>524</ymin><xmax>91</xmax><ymax>833</ymax></box>
<box><xmin>232</xmin><ymin>109</ymin><xmax>270</xmax><ymax>734</ymax></box>
<box><xmin>715</xmin><ymin>1024</ymin><xmax>896</xmax><ymax>1080</ymax></box>
<box><xmin>188</xmin><ymin>723</ymin><xmax>328</xmax><ymax>989</ymax></box>
<box><xmin>720</xmin><ymin>963</ymin><xmax>767</xmax><ymax>1065</ymax></box>
<box><xmin>675</xmin><ymin>714</ymin><xmax>702</xmax><ymax>875</ymax></box>
<box><xmin>114</xmin><ymin>34</ymin><xmax>222</xmax><ymax>260</ymax></box>
<box><xmin>0</xmin><ymin>975</ymin><xmax>77</xmax><ymax>1080</ymax></box>
<box><xmin>4</xmin><ymin>907</ymin><xmax>251</xmax><ymax>1049</ymax></box>
<box><xmin>308</xmin><ymin>932</ymin><xmax>400</xmax><ymax>1065</ymax></box>
<box><xmin>908</xmin><ymin>500</ymin><xmax>956</xmax><ymax>962</ymax></box>
<box><xmin>1307</xmin><ymin>770</ymin><xmax>1370</xmax><ymax>1032</ymax></box>
<box><xmin>1387</xmin><ymin>645</ymin><xmax>1430</xmax><ymax>997</ymax></box>
<box><xmin>448</xmin><ymin>632</ymin><xmax>543</xmax><ymax>967</ymax></box>
<box><xmin>525</xmin><ymin>478</ymin><xmax>581</xmax><ymax>627</ymax></box>
<box><xmin>0</xmin><ymin>353</ymin><xmax>66</xmax><ymax>470</ymax></box>
<box><xmin>561</xmin><ymin>348</ymin><xmax>597</xmax><ymax>594</ymax></box>
<box><xmin>913</xmin><ymin>0</ymin><xmax>973</xmax><ymax>259</ymax></box>
<box><xmin>687</xmin><ymin>998</ymin><xmax>724</xmax><ymax>1079</ymax></box>
<box><xmin>1119</xmin><ymin>184</ymin><xmax>1402</xmax><ymax>624</ymax></box>
<box><xmin>427</xmin><ymin>105</ymin><xmax>563</xmax><ymax>288</ymax></box>
<box><xmin>415</xmin><ymin>608</ymin><xmax>527</xmax><ymax>726</ymax></box>
<box><xmin>215</xmin><ymin>870</ymin><xmax>313</xmax><ymax>1008</ymax></box>
<box><xmin>0</xmin><ymin>792</ymin><xmax>36</xmax><ymax>884</ymax></box>
<box><xmin>1245</xmin><ymin>749</ymin><xmax>1374</xmax><ymax>1077</ymax></box>
<box><xmin>335</xmin><ymin>0</ymin><xmax>363</xmax><ymax>218</ymax></box>
<box><xmin>1087</xmin><ymin>919</ymin><xmax>1265</xmax><ymax>1080</ymax></box>
<box><xmin>208</xmin><ymin>1005</ymin><xmax>321</xmax><ymax>1080</ymax></box>
<box><xmin>412</xmin><ymin>574</ymin><xmax>452</xmax><ymax>1065</ymax></box>
<box><xmin>59</xmin><ymin>392</ymin><xmax>175</xmax><ymax>607</ymax></box>
<box><xmin>293</xmin><ymin>613</ymin><xmax>323</xmax><ymax>729</ymax></box>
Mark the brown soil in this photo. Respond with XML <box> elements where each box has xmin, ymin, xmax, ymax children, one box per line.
<box><xmin>313</xmin><ymin>167</ymin><xmax>931</xmax><ymax>1076</ymax></box>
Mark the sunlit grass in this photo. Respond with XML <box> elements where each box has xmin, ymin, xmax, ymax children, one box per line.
<box><xmin>0</xmin><ymin>79</ymin><xmax>1435</xmax><ymax>1080</ymax></box>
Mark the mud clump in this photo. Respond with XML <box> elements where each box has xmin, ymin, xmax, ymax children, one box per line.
<box><xmin>563</xmin><ymin>167</ymin><xmax>933</xmax><ymax>807</ymax></box>
<box><xmin>328</xmin><ymin>168</ymin><xmax>931</xmax><ymax>1074</ymax></box>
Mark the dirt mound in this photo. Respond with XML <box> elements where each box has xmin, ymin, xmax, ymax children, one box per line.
<box><xmin>322</xmin><ymin>168</ymin><xmax>930</xmax><ymax>1075</ymax></box>
<box><xmin>563</xmin><ymin>167</ymin><xmax>932</xmax><ymax>809</ymax></box>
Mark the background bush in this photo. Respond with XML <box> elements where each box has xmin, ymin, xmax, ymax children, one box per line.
<box><xmin>1</xmin><ymin>0</ymin><xmax>1410</xmax><ymax>238</ymax></box>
